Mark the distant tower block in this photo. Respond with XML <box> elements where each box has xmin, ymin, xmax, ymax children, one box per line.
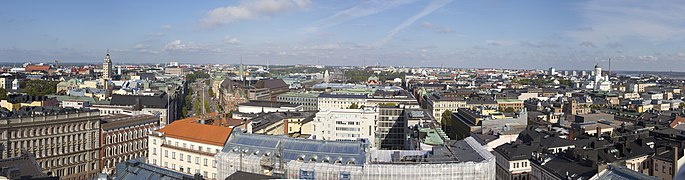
<box><xmin>103</xmin><ymin>50</ymin><xmax>113</xmax><ymax>79</ymax></box>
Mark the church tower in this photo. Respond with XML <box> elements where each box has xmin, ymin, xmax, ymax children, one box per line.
<box><xmin>103</xmin><ymin>50</ymin><xmax>113</xmax><ymax>80</ymax></box>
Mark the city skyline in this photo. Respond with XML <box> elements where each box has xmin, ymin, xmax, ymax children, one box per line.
<box><xmin>2</xmin><ymin>0</ymin><xmax>685</xmax><ymax>71</ymax></box>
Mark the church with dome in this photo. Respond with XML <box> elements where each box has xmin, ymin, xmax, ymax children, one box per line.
<box><xmin>583</xmin><ymin>64</ymin><xmax>612</xmax><ymax>91</ymax></box>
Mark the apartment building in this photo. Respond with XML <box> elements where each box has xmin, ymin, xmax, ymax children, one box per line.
<box><xmin>148</xmin><ymin>113</ymin><xmax>233</xmax><ymax>179</ymax></box>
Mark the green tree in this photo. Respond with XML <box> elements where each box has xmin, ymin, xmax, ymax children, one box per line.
<box><xmin>204</xmin><ymin>99</ymin><xmax>211</xmax><ymax>113</ymax></box>
<box><xmin>441</xmin><ymin>110</ymin><xmax>455</xmax><ymax>139</ymax></box>
<box><xmin>207</xmin><ymin>88</ymin><xmax>214</xmax><ymax>97</ymax></box>
<box><xmin>0</xmin><ymin>88</ymin><xmax>7</xmax><ymax>100</ymax></box>
<box><xmin>504</xmin><ymin>107</ymin><xmax>515</xmax><ymax>113</ymax></box>
<box><xmin>349</xmin><ymin>103</ymin><xmax>359</xmax><ymax>109</ymax></box>
<box><xmin>22</xmin><ymin>80</ymin><xmax>59</xmax><ymax>96</ymax></box>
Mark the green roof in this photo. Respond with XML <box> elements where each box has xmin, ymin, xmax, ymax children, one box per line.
<box><xmin>419</xmin><ymin>128</ymin><xmax>449</xmax><ymax>145</ymax></box>
<box><xmin>278</xmin><ymin>92</ymin><xmax>320</xmax><ymax>98</ymax></box>
<box><xmin>47</xmin><ymin>95</ymin><xmax>97</xmax><ymax>104</ymax></box>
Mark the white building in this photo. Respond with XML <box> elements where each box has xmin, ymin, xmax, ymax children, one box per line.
<box><xmin>236</xmin><ymin>100</ymin><xmax>303</xmax><ymax>114</ymax></box>
<box><xmin>148</xmin><ymin>115</ymin><xmax>232</xmax><ymax>179</ymax></box>
<box><xmin>312</xmin><ymin>107</ymin><xmax>379</xmax><ymax>147</ymax></box>
<box><xmin>591</xmin><ymin>64</ymin><xmax>612</xmax><ymax>91</ymax></box>
<box><xmin>102</xmin><ymin>51</ymin><xmax>113</xmax><ymax>80</ymax></box>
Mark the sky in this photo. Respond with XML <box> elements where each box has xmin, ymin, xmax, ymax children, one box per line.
<box><xmin>2</xmin><ymin>0</ymin><xmax>685</xmax><ymax>71</ymax></box>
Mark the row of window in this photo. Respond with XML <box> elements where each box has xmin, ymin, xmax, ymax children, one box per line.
<box><xmin>106</xmin><ymin>126</ymin><xmax>154</xmax><ymax>145</ymax></box>
<box><xmin>7</xmin><ymin>121</ymin><xmax>96</xmax><ymax>139</ymax></box>
<box><xmin>152</xmin><ymin>160</ymin><xmax>216</xmax><ymax>178</ymax></box>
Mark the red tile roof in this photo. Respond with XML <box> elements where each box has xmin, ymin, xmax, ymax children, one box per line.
<box><xmin>158</xmin><ymin>112</ymin><xmax>233</xmax><ymax>146</ymax></box>
<box><xmin>25</xmin><ymin>65</ymin><xmax>51</xmax><ymax>72</ymax></box>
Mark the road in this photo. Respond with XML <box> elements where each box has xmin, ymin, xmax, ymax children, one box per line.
<box><xmin>189</xmin><ymin>78</ymin><xmax>220</xmax><ymax>116</ymax></box>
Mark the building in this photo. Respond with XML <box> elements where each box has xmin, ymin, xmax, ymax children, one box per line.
<box><xmin>451</xmin><ymin>108</ymin><xmax>527</xmax><ymax>140</ymax></box>
<box><xmin>313</xmin><ymin>107</ymin><xmax>378</xmax><ymax>147</ymax></box>
<box><xmin>0</xmin><ymin>152</ymin><xmax>57</xmax><ymax>179</ymax></box>
<box><xmin>102</xmin><ymin>51</ymin><xmax>113</xmax><ymax>80</ymax></box>
<box><xmin>496</xmin><ymin>99</ymin><xmax>524</xmax><ymax>112</ymax></box>
<box><xmin>0</xmin><ymin>74</ymin><xmax>18</xmax><ymax>90</ymax></box>
<box><xmin>376</xmin><ymin>105</ymin><xmax>407</xmax><ymax>149</ymax></box>
<box><xmin>250</xmin><ymin>111</ymin><xmax>315</xmax><ymax>137</ymax></box>
<box><xmin>0</xmin><ymin>108</ymin><xmax>101</xmax><ymax>179</ymax></box>
<box><xmin>276</xmin><ymin>92</ymin><xmax>319</xmax><ymax>111</ymax></box>
<box><xmin>95</xmin><ymin>92</ymin><xmax>176</xmax><ymax>126</ymax></box>
<box><xmin>237</xmin><ymin>100</ymin><xmax>303</xmax><ymax>114</ymax></box>
<box><xmin>115</xmin><ymin>159</ymin><xmax>200</xmax><ymax>180</ymax></box>
<box><xmin>425</xmin><ymin>92</ymin><xmax>468</xmax><ymax>122</ymax></box>
<box><xmin>317</xmin><ymin>93</ymin><xmax>368</xmax><ymax>110</ymax></box>
<box><xmin>0</xmin><ymin>94</ymin><xmax>59</xmax><ymax>111</ymax></box>
<box><xmin>216</xmin><ymin>131</ymin><xmax>496</xmax><ymax>179</ymax></box>
<box><xmin>164</xmin><ymin>67</ymin><xmax>186</xmax><ymax>76</ymax></box>
<box><xmin>253</xmin><ymin>79</ymin><xmax>289</xmax><ymax>101</ymax></box>
<box><xmin>530</xmin><ymin>154</ymin><xmax>597</xmax><ymax>180</ymax></box>
<box><xmin>147</xmin><ymin>113</ymin><xmax>233</xmax><ymax>179</ymax></box>
<box><xmin>100</xmin><ymin>114</ymin><xmax>160</xmax><ymax>176</ymax></box>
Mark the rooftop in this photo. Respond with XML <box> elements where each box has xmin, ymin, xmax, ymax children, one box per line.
<box><xmin>239</xmin><ymin>100</ymin><xmax>301</xmax><ymax>108</ymax></box>
<box><xmin>157</xmin><ymin>113</ymin><xmax>233</xmax><ymax>146</ymax></box>
<box><xmin>221</xmin><ymin>130</ymin><xmax>368</xmax><ymax>165</ymax></box>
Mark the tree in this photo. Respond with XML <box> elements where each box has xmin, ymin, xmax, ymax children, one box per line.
<box><xmin>22</xmin><ymin>80</ymin><xmax>59</xmax><ymax>96</ymax></box>
<box><xmin>207</xmin><ymin>88</ymin><xmax>214</xmax><ymax>97</ymax></box>
<box><xmin>441</xmin><ymin>110</ymin><xmax>455</xmax><ymax>139</ymax></box>
<box><xmin>349</xmin><ymin>103</ymin><xmax>359</xmax><ymax>109</ymax></box>
<box><xmin>504</xmin><ymin>107</ymin><xmax>516</xmax><ymax>113</ymax></box>
<box><xmin>0</xmin><ymin>88</ymin><xmax>7</xmax><ymax>100</ymax></box>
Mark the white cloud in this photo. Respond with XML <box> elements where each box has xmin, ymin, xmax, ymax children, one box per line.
<box><xmin>637</xmin><ymin>55</ymin><xmax>658</xmax><ymax>62</ymax></box>
<box><xmin>569</xmin><ymin>1</ymin><xmax>685</xmax><ymax>42</ymax></box>
<box><xmin>161</xmin><ymin>25</ymin><xmax>172</xmax><ymax>29</ymax></box>
<box><xmin>579</xmin><ymin>41</ymin><xmax>597</xmax><ymax>48</ymax></box>
<box><xmin>201</xmin><ymin>0</ymin><xmax>311</xmax><ymax>28</ymax></box>
<box><xmin>163</xmin><ymin>40</ymin><xmax>220</xmax><ymax>53</ymax></box>
<box><xmin>485</xmin><ymin>40</ymin><xmax>513</xmax><ymax>47</ymax></box>
<box><xmin>224</xmin><ymin>36</ymin><xmax>241</xmax><ymax>44</ymax></box>
<box><xmin>302</xmin><ymin>0</ymin><xmax>419</xmax><ymax>33</ymax></box>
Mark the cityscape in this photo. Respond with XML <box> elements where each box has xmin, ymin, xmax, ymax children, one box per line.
<box><xmin>2</xmin><ymin>1</ymin><xmax>685</xmax><ymax>180</ymax></box>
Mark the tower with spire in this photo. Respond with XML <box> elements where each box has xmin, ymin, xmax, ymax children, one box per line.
<box><xmin>103</xmin><ymin>50</ymin><xmax>113</xmax><ymax>80</ymax></box>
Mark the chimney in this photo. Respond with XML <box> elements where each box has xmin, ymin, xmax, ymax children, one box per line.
<box><xmin>596</xmin><ymin>126</ymin><xmax>602</xmax><ymax>138</ymax></box>
<box><xmin>283</xmin><ymin>119</ymin><xmax>289</xmax><ymax>135</ymax></box>
<box><xmin>569</xmin><ymin>128</ymin><xmax>574</xmax><ymax>142</ymax></box>
<box><xmin>674</xmin><ymin>146</ymin><xmax>680</xmax><ymax>177</ymax></box>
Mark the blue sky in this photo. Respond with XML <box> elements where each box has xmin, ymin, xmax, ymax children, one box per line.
<box><xmin>1</xmin><ymin>0</ymin><xmax>685</xmax><ymax>71</ymax></box>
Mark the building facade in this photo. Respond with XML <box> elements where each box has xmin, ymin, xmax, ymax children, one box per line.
<box><xmin>313</xmin><ymin>107</ymin><xmax>378</xmax><ymax>147</ymax></box>
<box><xmin>103</xmin><ymin>51</ymin><xmax>113</xmax><ymax>80</ymax></box>
<box><xmin>276</xmin><ymin>92</ymin><xmax>319</xmax><ymax>111</ymax></box>
<box><xmin>100</xmin><ymin>114</ymin><xmax>159</xmax><ymax>176</ymax></box>
<box><xmin>148</xmin><ymin>114</ymin><xmax>233</xmax><ymax>179</ymax></box>
<box><xmin>0</xmin><ymin>109</ymin><xmax>101</xmax><ymax>179</ymax></box>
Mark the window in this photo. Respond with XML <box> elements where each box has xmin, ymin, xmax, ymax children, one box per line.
<box><xmin>204</xmin><ymin>158</ymin><xmax>208</xmax><ymax>166</ymax></box>
<box><xmin>164</xmin><ymin>162</ymin><xmax>168</xmax><ymax>167</ymax></box>
<box><xmin>203</xmin><ymin>171</ymin><xmax>208</xmax><ymax>177</ymax></box>
<box><xmin>164</xmin><ymin>150</ymin><xmax>168</xmax><ymax>157</ymax></box>
<box><xmin>172</xmin><ymin>152</ymin><xmax>176</xmax><ymax>159</ymax></box>
<box><xmin>196</xmin><ymin>157</ymin><xmax>200</xmax><ymax>164</ymax></box>
<box><xmin>175</xmin><ymin>142</ymin><xmax>178</xmax><ymax>147</ymax></box>
<box><xmin>153</xmin><ymin>159</ymin><xmax>156</xmax><ymax>165</ymax></box>
<box><xmin>212</xmin><ymin>160</ymin><xmax>216</xmax><ymax>167</ymax></box>
<box><xmin>199</xmin><ymin>146</ymin><xmax>203</xmax><ymax>151</ymax></box>
<box><xmin>187</xmin><ymin>155</ymin><xmax>191</xmax><ymax>162</ymax></box>
<box><xmin>153</xmin><ymin>148</ymin><xmax>157</xmax><ymax>155</ymax></box>
<box><xmin>172</xmin><ymin>163</ymin><xmax>175</xmax><ymax>169</ymax></box>
<box><xmin>180</xmin><ymin>153</ymin><xmax>184</xmax><ymax>161</ymax></box>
